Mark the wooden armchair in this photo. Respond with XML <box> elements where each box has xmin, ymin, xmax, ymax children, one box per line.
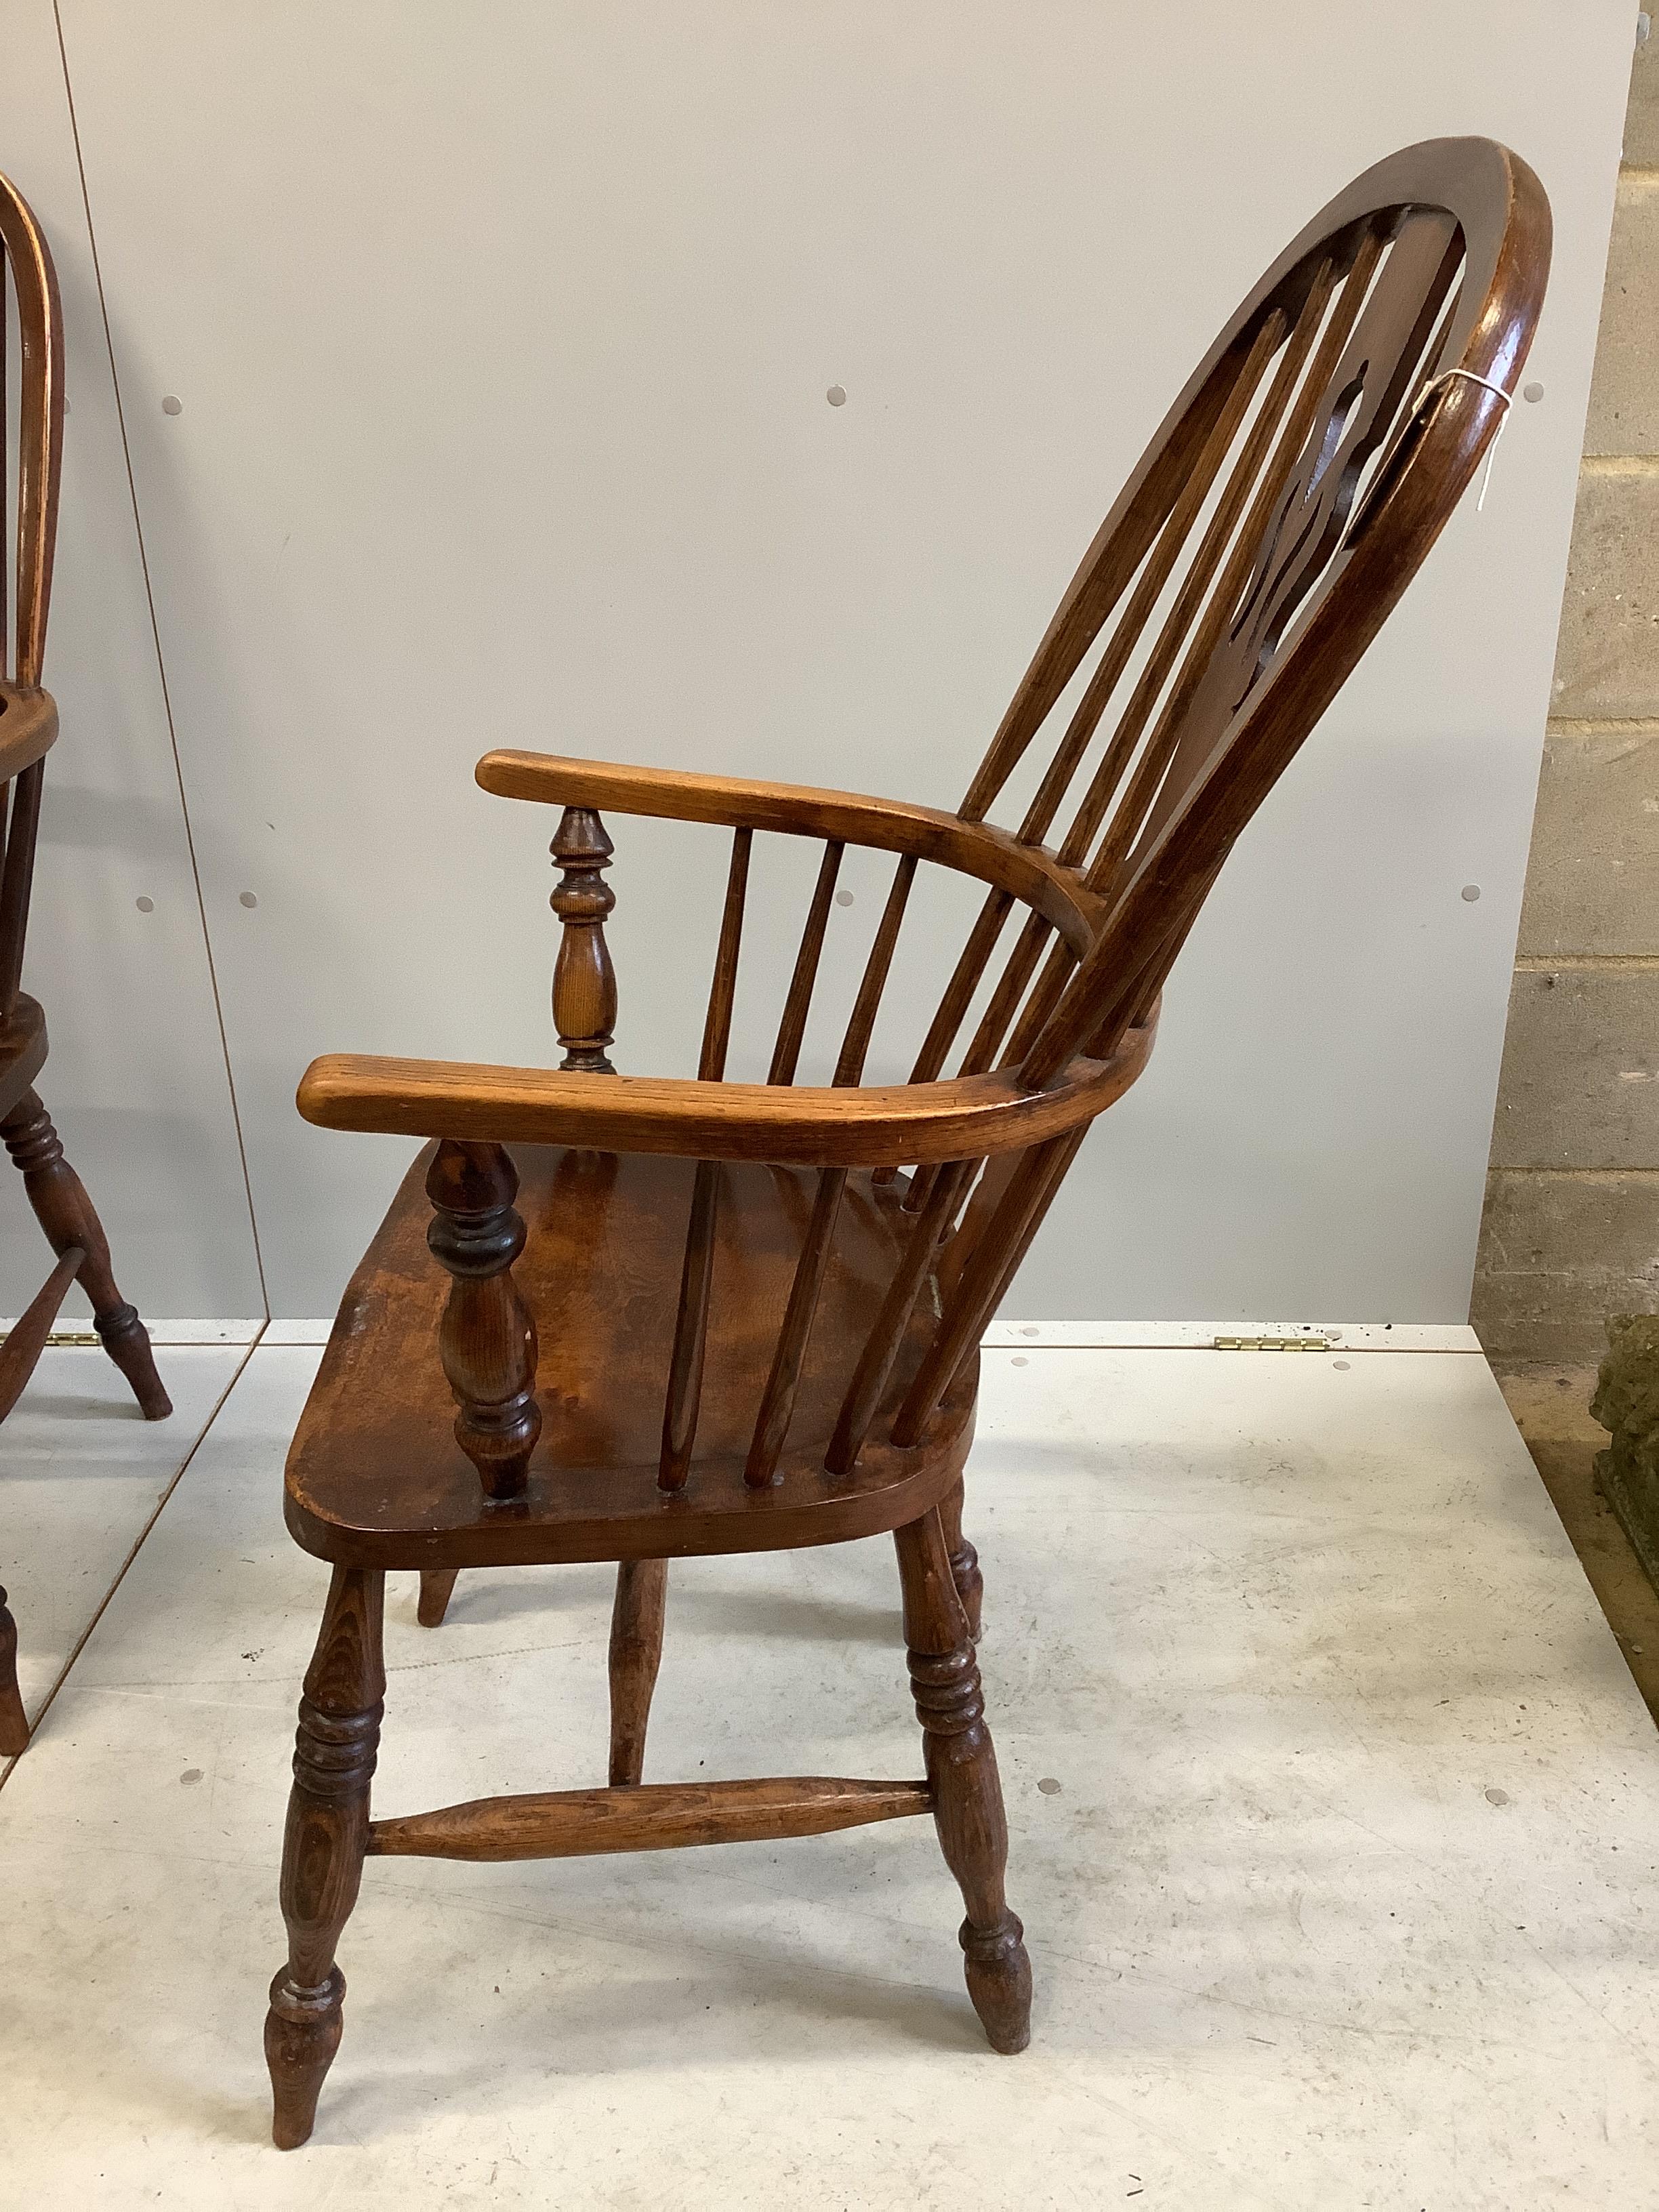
<box><xmin>0</xmin><ymin>174</ymin><xmax>170</xmax><ymax>1759</ymax></box>
<box><xmin>266</xmin><ymin>139</ymin><xmax>1549</xmax><ymax>2144</ymax></box>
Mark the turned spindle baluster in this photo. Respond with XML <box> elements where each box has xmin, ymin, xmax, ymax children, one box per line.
<box><xmin>426</xmin><ymin>1140</ymin><xmax>540</xmax><ymax>1501</ymax></box>
<box><xmin>550</xmin><ymin>806</ymin><xmax>617</xmax><ymax>1072</ymax></box>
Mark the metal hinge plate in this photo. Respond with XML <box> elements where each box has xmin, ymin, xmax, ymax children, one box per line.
<box><xmin>1213</xmin><ymin>1334</ymin><xmax>1332</xmax><ymax>1353</ymax></box>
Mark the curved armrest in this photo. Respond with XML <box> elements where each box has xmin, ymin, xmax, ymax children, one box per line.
<box><xmin>297</xmin><ymin>1018</ymin><xmax>1155</xmax><ymax>1168</ymax></box>
<box><xmin>476</xmin><ymin>748</ymin><xmax>1104</xmax><ymax>947</ymax></box>
<box><xmin>0</xmin><ymin>684</ymin><xmax>58</xmax><ymax>783</ymax></box>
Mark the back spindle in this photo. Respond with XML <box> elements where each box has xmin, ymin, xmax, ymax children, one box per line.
<box><xmin>655</xmin><ymin>827</ymin><xmax>753</xmax><ymax>1489</ymax></box>
<box><xmin>700</xmin><ymin>827</ymin><xmax>751</xmax><ymax>1083</ymax></box>
<box><xmin>744</xmin><ymin>1164</ymin><xmax>848</xmax><ymax>1487</ymax></box>
<box><xmin>834</xmin><ymin>853</ymin><xmax>917</xmax><ymax>1087</ymax></box>
<box><xmin>769</xmin><ymin>840</ymin><xmax>844</xmax><ymax>1085</ymax></box>
<box><xmin>827</xmin><ymin>1157</ymin><xmax>977</xmax><ymax>1475</ymax></box>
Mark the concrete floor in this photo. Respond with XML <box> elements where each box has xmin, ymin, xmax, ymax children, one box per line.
<box><xmin>3</xmin><ymin>1336</ymin><xmax>1658</xmax><ymax>2207</ymax></box>
<box><xmin>1494</xmin><ymin>1361</ymin><xmax>1659</xmax><ymax>1725</ymax></box>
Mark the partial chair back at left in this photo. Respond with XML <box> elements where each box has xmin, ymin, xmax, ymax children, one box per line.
<box><xmin>0</xmin><ymin>170</ymin><xmax>171</xmax><ymax>1759</ymax></box>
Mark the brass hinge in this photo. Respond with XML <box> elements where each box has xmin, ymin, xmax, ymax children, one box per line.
<box><xmin>1213</xmin><ymin>1334</ymin><xmax>1331</xmax><ymax>1353</ymax></box>
<box><xmin>0</xmin><ymin>1328</ymin><xmax>99</xmax><ymax>1347</ymax></box>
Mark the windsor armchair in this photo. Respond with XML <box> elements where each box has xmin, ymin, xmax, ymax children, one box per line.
<box><xmin>266</xmin><ymin>137</ymin><xmax>1549</xmax><ymax>2145</ymax></box>
<box><xmin>0</xmin><ymin>174</ymin><xmax>170</xmax><ymax>1759</ymax></box>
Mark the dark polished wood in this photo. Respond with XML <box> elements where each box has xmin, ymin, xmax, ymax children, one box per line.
<box><xmin>897</xmin><ymin>1507</ymin><xmax>1029</xmax><ymax>2051</ymax></box>
<box><xmin>416</xmin><ymin>1567</ymin><xmax>458</xmax><ymax>1628</ymax></box>
<box><xmin>0</xmin><ymin>171</ymin><xmax>171</xmax><ymax>1755</ymax></box>
<box><xmin>369</xmin><ymin>1774</ymin><xmax>930</xmax><ymax>1861</ymax></box>
<box><xmin>287</xmin><ymin>1146</ymin><xmax>976</xmax><ymax>1569</ymax></box>
<box><xmin>270</xmin><ymin>140</ymin><xmax>1549</xmax><ymax>2140</ymax></box>
<box><xmin>550</xmin><ymin>805</ymin><xmax>617</xmax><ymax>1072</ymax></box>
<box><xmin>2</xmin><ymin>1090</ymin><xmax>171</xmax><ymax>1420</ymax></box>
<box><xmin>607</xmin><ymin>1555</ymin><xmax>667</xmax><ymax>1785</ymax></box>
<box><xmin>424</xmin><ymin>1138</ymin><xmax>541</xmax><ymax>1502</ymax></box>
<box><xmin>0</xmin><ymin>1242</ymin><xmax>81</xmax><ymax>1425</ymax></box>
<box><xmin>0</xmin><ymin>1583</ymin><xmax>28</xmax><ymax>1756</ymax></box>
<box><xmin>264</xmin><ymin>1565</ymin><xmax>385</xmax><ymax>2150</ymax></box>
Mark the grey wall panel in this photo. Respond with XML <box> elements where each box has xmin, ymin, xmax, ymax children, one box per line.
<box><xmin>53</xmin><ymin>0</ymin><xmax>1632</xmax><ymax>1318</ymax></box>
<box><xmin>0</xmin><ymin>1</ymin><xmax>263</xmax><ymax>1319</ymax></box>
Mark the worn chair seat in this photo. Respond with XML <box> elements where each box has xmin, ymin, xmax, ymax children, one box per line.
<box><xmin>287</xmin><ymin>1145</ymin><xmax>973</xmax><ymax>1570</ymax></box>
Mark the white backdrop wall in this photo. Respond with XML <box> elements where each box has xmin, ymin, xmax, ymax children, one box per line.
<box><xmin>0</xmin><ymin>1</ymin><xmax>1636</xmax><ymax>1322</ymax></box>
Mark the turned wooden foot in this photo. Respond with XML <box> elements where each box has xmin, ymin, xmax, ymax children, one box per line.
<box><xmin>0</xmin><ymin>1586</ymin><xmax>29</xmax><ymax>1756</ymax></box>
<box><xmin>265</xmin><ymin>1967</ymin><xmax>345</xmax><ymax>2150</ymax></box>
<box><xmin>608</xmin><ymin>1557</ymin><xmax>667</xmax><ymax>1785</ymax></box>
<box><xmin>417</xmin><ymin>1568</ymin><xmax>459</xmax><ymax>1627</ymax></box>
<box><xmin>895</xmin><ymin>1507</ymin><xmax>1031</xmax><ymax>2055</ymax></box>
<box><xmin>265</xmin><ymin>1567</ymin><xmax>384</xmax><ymax>2148</ymax></box>
<box><xmin>1</xmin><ymin>1089</ymin><xmax>171</xmax><ymax>1420</ymax></box>
<box><xmin>939</xmin><ymin>1477</ymin><xmax>983</xmax><ymax>1641</ymax></box>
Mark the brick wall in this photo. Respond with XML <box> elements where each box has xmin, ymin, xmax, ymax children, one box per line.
<box><xmin>1474</xmin><ymin>21</ymin><xmax>1659</xmax><ymax>1362</ymax></box>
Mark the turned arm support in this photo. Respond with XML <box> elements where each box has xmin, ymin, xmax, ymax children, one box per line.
<box><xmin>549</xmin><ymin>805</ymin><xmax>617</xmax><ymax>1071</ymax></box>
<box><xmin>425</xmin><ymin>1139</ymin><xmax>540</xmax><ymax>1500</ymax></box>
<box><xmin>296</xmin><ymin>1016</ymin><xmax>1156</xmax><ymax>1169</ymax></box>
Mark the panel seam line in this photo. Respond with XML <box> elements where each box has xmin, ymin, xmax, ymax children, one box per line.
<box><xmin>51</xmin><ymin>0</ymin><xmax>270</xmax><ymax>1315</ymax></box>
<box><xmin>0</xmin><ymin>1326</ymin><xmax>266</xmax><ymax>1788</ymax></box>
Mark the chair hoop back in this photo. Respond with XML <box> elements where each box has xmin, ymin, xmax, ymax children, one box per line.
<box><xmin>949</xmin><ymin>138</ymin><xmax>1549</xmax><ymax>1086</ymax></box>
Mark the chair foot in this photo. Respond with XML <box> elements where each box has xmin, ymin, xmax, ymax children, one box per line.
<box><xmin>895</xmin><ymin>1507</ymin><xmax>1031</xmax><ymax>2055</ymax></box>
<box><xmin>265</xmin><ymin>1966</ymin><xmax>345</xmax><ymax>2149</ymax></box>
<box><xmin>94</xmin><ymin>1303</ymin><xmax>172</xmax><ymax>1420</ymax></box>
<box><xmin>417</xmin><ymin>1568</ymin><xmax>459</xmax><ymax>1627</ymax></box>
<box><xmin>939</xmin><ymin>1476</ymin><xmax>983</xmax><ymax>1640</ymax></box>
<box><xmin>1</xmin><ymin>1090</ymin><xmax>171</xmax><ymax>1420</ymax></box>
<box><xmin>960</xmin><ymin>1912</ymin><xmax>1032</xmax><ymax>2053</ymax></box>
<box><xmin>0</xmin><ymin>1586</ymin><xmax>29</xmax><ymax>1756</ymax></box>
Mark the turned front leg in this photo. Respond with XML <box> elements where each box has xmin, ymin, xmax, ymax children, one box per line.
<box><xmin>265</xmin><ymin>1566</ymin><xmax>386</xmax><ymax>2149</ymax></box>
<box><xmin>895</xmin><ymin>1507</ymin><xmax>1031</xmax><ymax>2054</ymax></box>
<box><xmin>426</xmin><ymin>1141</ymin><xmax>541</xmax><ymax>1500</ymax></box>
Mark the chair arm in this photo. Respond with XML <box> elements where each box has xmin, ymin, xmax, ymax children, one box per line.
<box><xmin>474</xmin><ymin>750</ymin><xmax>1105</xmax><ymax>947</ymax></box>
<box><xmin>0</xmin><ymin>684</ymin><xmax>58</xmax><ymax>783</ymax></box>
<box><xmin>297</xmin><ymin>1020</ymin><xmax>1155</xmax><ymax>1169</ymax></box>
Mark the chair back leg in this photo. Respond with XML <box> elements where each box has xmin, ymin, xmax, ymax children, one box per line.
<box><xmin>608</xmin><ymin>1557</ymin><xmax>668</xmax><ymax>1786</ymax></box>
<box><xmin>417</xmin><ymin>1568</ymin><xmax>459</xmax><ymax>1627</ymax></box>
<box><xmin>264</xmin><ymin>1565</ymin><xmax>385</xmax><ymax>2150</ymax></box>
<box><xmin>895</xmin><ymin>1507</ymin><xmax>1031</xmax><ymax>2053</ymax></box>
